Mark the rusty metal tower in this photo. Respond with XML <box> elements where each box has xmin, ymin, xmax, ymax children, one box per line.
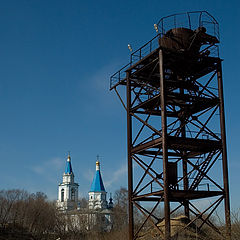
<box><xmin>110</xmin><ymin>11</ymin><xmax>231</xmax><ymax>240</ymax></box>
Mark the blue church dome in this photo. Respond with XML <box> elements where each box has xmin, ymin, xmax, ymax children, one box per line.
<box><xmin>65</xmin><ymin>154</ymin><xmax>73</xmax><ymax>174</ymax></box>
<box><xmin>90</xmin><ymin>161</ymin><xmax>106</xmax><ymax>192</ymax></box>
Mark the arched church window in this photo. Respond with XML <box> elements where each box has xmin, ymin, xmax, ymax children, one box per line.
<box><xmin>71</xmin><ymin>189</ymin><xmax>75</xmax><ymax>201</ymax></box>
<box><xmin>61</xmin><ymin>189</ymin><xmax>64</xmax><ymax>202</ymax></box>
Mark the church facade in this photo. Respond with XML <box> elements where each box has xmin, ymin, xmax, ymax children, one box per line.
<box><xmin>56</xmin><ymin>154</ymin><xmax>113</xmax><ymax>231</ymax></box>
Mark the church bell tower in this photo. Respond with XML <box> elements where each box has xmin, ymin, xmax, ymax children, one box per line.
<box><xmin>57</xmin><ymin>153</ymin><xmax>79</xmax><ymax>211</ymax></box>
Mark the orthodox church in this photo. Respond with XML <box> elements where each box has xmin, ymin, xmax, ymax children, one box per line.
<box><xmin>57</xmin><ymin>154</ymin><xmax>79</xmax><ymax>211</ymax></box>
<box><xmin>56</xmin><ymin>154</ymin><xmax>113</xmax><ymax>231</ymax></box>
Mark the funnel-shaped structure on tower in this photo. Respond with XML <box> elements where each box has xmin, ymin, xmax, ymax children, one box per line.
<box><xmin>110</xmin><ymin>11</ymin><xmax>231</xmax><ymax>240</ymax></box>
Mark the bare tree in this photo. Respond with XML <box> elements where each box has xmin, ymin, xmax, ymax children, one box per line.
<box><xmin>113</xmin><ymin>187</ymin><xmax>128</xmax><ymax>230</ymax></box>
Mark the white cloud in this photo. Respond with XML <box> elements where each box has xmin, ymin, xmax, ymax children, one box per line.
<box><xmin>84</xmin><ymin>62</ymin><xmax>118</xmax><ymax>92</ymax></box>
<box><xmin>83</xmin><ymin>169</ymin><xmax>94</xmax><ymax>182</ymax></box>
<box><xmin>78</xmin><ymin>61</ymin><xmax>122</xmax><ymax>113</ymax></box>
<box><xmin>49</xmin><ymin>157</ymin><xmax>64</xmax><ymax>169</ymax></box>
<box><xmin>104</xmin><ymin>163</ymin><xmax>128</xmax><ymax>188</ymax></box>
<box><xmin>32</xmin><ymin>166</ymin><xmax>45</xmax><ymax>174</ymax></box>
<box><xmin>30</xmin><ymin>157</ymin><xmax>64</xmax><ymax>182</ymax></box>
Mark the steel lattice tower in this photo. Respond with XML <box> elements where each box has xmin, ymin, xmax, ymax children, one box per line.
<box><xmin>110</xmin><ymin>11</ymin><xmax>231</xmax><ymax>240</ymax></box>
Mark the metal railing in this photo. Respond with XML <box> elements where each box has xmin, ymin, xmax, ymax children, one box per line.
<box><xmin>130</xmin><ymin>34</ymin><xmax>159</xmax><ymax>64</ymax></box>
<box><xmin>110</xmin><ymin>35</ymin><xmax>160</xmax><ymax>90</ymax></box>
<box><xmin>110</xmin><ymin>11</ymin><xmax>220</xmax><ymax>90</ymax></box>
<box><xmin>110</xmin><ymin>63</ymin><xmax>131</xmax><ymax>90</ymax></box>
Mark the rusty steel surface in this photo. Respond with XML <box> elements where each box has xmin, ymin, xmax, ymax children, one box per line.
<box><xmin>126</xmin><ymin>71</ymin><xmax>134</xmax><ymax>240</ymax></box>
<box><xmin>110</xmin><ymin>11</ymin><xmax>231</xmax><ymax>240</ymax></box>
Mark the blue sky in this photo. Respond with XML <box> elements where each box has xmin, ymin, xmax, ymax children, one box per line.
<box><xmin>0</xmin><ymin>0</ymin><xmax>239</xmax><ymax>211</ymax></box>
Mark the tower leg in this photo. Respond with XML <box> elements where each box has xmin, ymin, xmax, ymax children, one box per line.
<box><xmin>217</xmin><ymin>61</ymin><xmax>231</xmax><ymax>240</ymax></box>
<box><xmin>159</xmin><ymin>49</ymin><xmax>171</xmax><ymax>240</ymax></box>
<box><xmin>127</xmin><ymin>71</ymin><xmax>134</xmax><ymax>240</ymax></box>
<box><xmin>180</xmin><ymin>88</ymin><xmax>190</xmax><ymax>218</ymax></box>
